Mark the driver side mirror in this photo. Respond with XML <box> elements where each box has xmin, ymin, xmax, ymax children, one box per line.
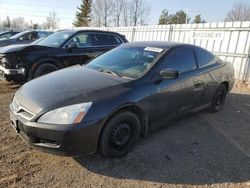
<box><xmin>160</xmin><ymin>69</ymin><xmax>180</xmax><ymax>80</ymax></box>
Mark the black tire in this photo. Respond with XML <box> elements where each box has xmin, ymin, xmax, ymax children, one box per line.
<box><xmin>4</xmin><ymin>75</ymin><xmax>12</xmax><ymax>82</ymax></box>
<box><xmin>209</xmin><ymin>84</ymin><xmax>227</xmax><ymax>112</ymax></box>
<box><xmin>99</xmin><ymin>111</ymin><xmax>141</xmax><ymax>158</ymax></box>
<box><xmin>32</xmin><ymin>63</ymin><xmax>58</xmax><ymax>79</ymax></box>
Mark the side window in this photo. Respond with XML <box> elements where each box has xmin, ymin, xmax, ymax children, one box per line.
<box><xmin>30</xmin><ymin>32</ymin><xmax>38</xmax><ymax>40</ymax></box>
<box><xmin>19</xmin><ymin>33</ymin><xmax>31</xmax><ymax>41</ymax></box>
<box><xmin>94</xmin><ymin>34</ymin><xmax>120</xmax><ymax>46</ymax></box>
<box><xmin>70</xmin><ymin>33</ymin><xmax>93</xmax><ymax>48</ymax></box>
<box><xmin>163</xmin><ymin>47</ymin><xmax>197</xmax><ymax>73</ymax></box>
<box><xmin>114</xmin><ymin>35</ymin><xmax>123</xmax><ymax>44</ymax></box>
<box><xmin>0</xmin><ymin>33</ymin><xmax>11</xmax><ymax>39</ymax></box>
<box><xmin>195</xmin><ymin>47</ymin><xmax>215</xmax><ymax>68</ymax></box>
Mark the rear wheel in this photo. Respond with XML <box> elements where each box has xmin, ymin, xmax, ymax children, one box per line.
<box><xmin>209</xmin><ymin>84</ymin><xmax>227</xmax><ymax>112</ymax></box>
<box><xmin>99</xmin><ymin>111</ymin><xmax>141</xmax><ymax>158</ymax></box>
<box><xmin>32</xmin><ymin>63</ymin><xmax>58</xmax><ymax>79</ymax></box>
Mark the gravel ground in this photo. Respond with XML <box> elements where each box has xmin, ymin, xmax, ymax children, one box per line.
<box><xmin>1</xmin><ymin>80</ymin><xmax>250</xmax><ymax>188</ymax></box>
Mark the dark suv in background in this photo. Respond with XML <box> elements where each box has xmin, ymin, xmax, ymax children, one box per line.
<box><xmin>0</xmin><ymin>30</ymin><xmax>128</xmax><ymax>82</ymax></box>
<box><xmin>0</xmin><ymin>30</ymin><xmax>53</xmax><ymax>48</ymax></box>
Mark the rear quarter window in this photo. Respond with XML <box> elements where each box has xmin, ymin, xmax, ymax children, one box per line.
<box><xmin>195</xmin><ymin>47</ymin><xmax>215</xmax><ymax>68</ymax></box>
<box><xmin>94</xmin><ymin>34</ymin><xmax>122</xmax><ymax>46</ymax></box>
<box><xmin>163</xmin><ymin>47</ymin><xmax>197</xmax><ymax>73</ymax></box>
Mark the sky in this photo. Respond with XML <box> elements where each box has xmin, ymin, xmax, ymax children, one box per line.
<box><xmin>0</xmin><ymin>0</ymin><xmax>249</xmax><ymax>29</ymax></box>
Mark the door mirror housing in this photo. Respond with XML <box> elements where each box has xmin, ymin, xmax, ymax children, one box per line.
<box><xmin>160</xmin><ymin>69</ymin><xmax>180</xmax><ymax>80</ymax></box>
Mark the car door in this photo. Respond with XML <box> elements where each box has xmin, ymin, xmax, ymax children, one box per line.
<box><xmin>193</xmin><ymin>47</ymin><xmax>219</xmax><ymax>106</ymax></box>
<box><xmin>92</xmin><ymin>33</ymin><xmax>124</xmax><ymax>57</ymax></box>
<box><xmin>62</xmin><ymin>32</ymin><xmax>97</xmax><ymax>66</ymax></box>
<box><xmin>150</xmin><ymin>46</ymin><xmax>204</xmax><ymax>128</ymax></box>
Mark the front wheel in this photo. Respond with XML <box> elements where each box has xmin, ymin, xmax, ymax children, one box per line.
<box><xmin>32</xmin><ymin>63</ymin><xmax>58</xmax><ymax>79</ymax></box>
<box><xmin>209</xmin><ymin>84</ymin><xmax>227</xmax><ymax>112</ymax></box>
<box><xmin>99</xmin><ymin>111</ymin><xmax>141</xmax><ymax>158</ymax></box>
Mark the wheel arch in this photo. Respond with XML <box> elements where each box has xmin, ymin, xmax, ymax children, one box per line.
<box><xmin>27</xmin><ymin>58</ymin><xmax>63</xmax><ymax>80</ymax></box>
<box><xmin>97</xmin><ymin>103</ymin><xmax>149</xmax><ymax>150</ymax></box>
<box><xmin>220</xmin><ymin>81</ymin><xmax>229</xmax><ymax>92</ymax></box>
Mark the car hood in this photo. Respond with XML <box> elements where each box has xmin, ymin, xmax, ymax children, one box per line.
<box><xmin>15</xmin><ymin>65</ymin><xmax>129</xmax><ymax>115</ymax></box>
<box><xmin>0</xmin><ymin>43</ymin><xmax>33</xmax><ymax>53</ymax></box>
<box><xmin>0</xmin><ymin>44</ymin><xmax>55</xmax><ymax>54</ymax></box>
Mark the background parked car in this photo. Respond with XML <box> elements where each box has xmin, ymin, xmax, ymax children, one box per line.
<box><xmin>0</xmin><ymin>30</ymin><xmax>128</xmax><ymax>83</ymax></box>
<box><xmin>0</xmin><ymin>30</ymin><xmax>53</xmax><ymax>48</ymax></box>
<box><xmin>0</xmin><ymin>31</ymin><xmax>20</xmax><ymax>40</ymax></box>
<box><xmin>9</xmin><ymin>42</ymin><xmax>234</xmax><ymax>158</ymax></box>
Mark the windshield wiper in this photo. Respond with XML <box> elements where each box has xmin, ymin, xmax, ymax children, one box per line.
<box><xmin>99</xmin><ymin>68</ymin><xmax>123</xmax><ymax>78</ymax></box>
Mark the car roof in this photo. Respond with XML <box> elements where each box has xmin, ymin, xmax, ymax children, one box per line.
<box><xmin>121</xmin><ymin>41</ymin><xmax>194</xmax><ymax>49</ymax></box>
<box><xmin>70</xmin><ymin>29</ymin><xmax>124</xmax><ymax>36</ymax></box>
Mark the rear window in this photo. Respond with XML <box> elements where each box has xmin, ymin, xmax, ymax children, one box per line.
<box><xmin>94</xmin><ymin>34</ymin><xmax>123</xmax><ymax>46</ymax></box>
<box><xmin>195</xmin><ymin>47</ymin><xmax>215</xmax><ymax>68</ymax></box>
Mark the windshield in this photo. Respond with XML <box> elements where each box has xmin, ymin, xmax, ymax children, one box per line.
<box><xmin>9</xmin><ymin>31</ymin><xmax>29</xmax><ymax>39</ymax></box>
<box><xmin>86</xmin><ymin>47</ymin><xmax>164</xmax><ymax>79</ymax></box>
<box><xmin>37</xmin><ymin>31</ymin><xmax>76</xmax><ymax>48</ymax></box>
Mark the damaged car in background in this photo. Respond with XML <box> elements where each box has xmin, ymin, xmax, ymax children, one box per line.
<box><xmin>0</xmin><ymin>30</ymin><xmax>127</xmax><ymax>83</ymax></box>
<box><xmin>9</xmin><ymin>42</ymin><xmax>234</xmax><ymax>158</ymax></box>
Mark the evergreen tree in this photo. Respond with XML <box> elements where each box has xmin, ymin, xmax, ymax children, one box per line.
<box><xmin>194</xmin><ymin>14</ymin><xmax>202</xmax><ymax>23</ymax></box>
<box><xmin>73</xmin><ymin>0</ymin><xmax>92</xmax><ymax>27</ymax></box>
<box><xmin>169</xmin><ymin>10</ymin><xmax>190</xmax><ymax>24</ymax></box>
<box><xmin>158</xmin><ymin>9</ymin><xmax>169</xmax><ymax>25</ymax></box>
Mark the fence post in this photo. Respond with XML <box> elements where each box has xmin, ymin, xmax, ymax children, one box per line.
<box><xmin>244</xmin><ymin>53</ymin><xmax>250</xmax><ymax>82</ymax></box>
<box><xmin>131</xmin><ymin>27</ymin><xmax>136</xmax><ymax>42</ymax></box>
<box><xmin>168</xmin><ymin>25</ymin><xmax>173</xmax><ymax>42</ymax></box>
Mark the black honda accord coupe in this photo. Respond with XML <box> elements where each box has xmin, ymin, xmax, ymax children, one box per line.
<box><xmin>9</xmin><ymin>42</ymin><xmax>234</xmax><ymax>158</ymax></box>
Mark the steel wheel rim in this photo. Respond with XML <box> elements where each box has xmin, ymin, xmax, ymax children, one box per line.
<box><xmin>109</xmin><ymin>122</ymin><xmax>132</xmax><ymax>150</ymax></box>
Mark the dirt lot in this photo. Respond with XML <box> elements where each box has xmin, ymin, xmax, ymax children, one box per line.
<box><xmin>1</xmin><ymin>80</ymin><xmax>250</xmax><ymax>188</ymax></box>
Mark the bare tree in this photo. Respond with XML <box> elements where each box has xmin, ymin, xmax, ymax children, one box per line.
<box><xmin>45</xmin><ymin>10</ymin><xmax>60</xmax><ymax>29</ymax></box>
<box><xmin>92</xmin><ymin>0</ymin><xmax>114</xmax><ymax>27</ymax></box>
<box><xmin>113</xmin><ymin>0</ymin><xmax>124</xmax><ymax>26</ymax></box>
<box><xmin>129</xmin><ymin>0</ymin><xmax>151</xmax><ymax>26</ymax></box>
<box><xmin>3</xmin><ymin>16</ymin><xmax>11</xmax><ymax>28</ymax></box>
<box><xmin>121</xmin><ymin>0</ymin><xmax>129</xmax><ymax>26</ymax></box>
<box><xmin>225</xmin><ymin>1</ymin><xmax>250</xmax><ymax>21</ymax></box>
<box><xmin>11</xmin><ymin>17</ymin><xmax>30</xmax><ymax>29</ymax></box>
<box><xmin>91</xmin><ymin>0</ymin><xmax>151</xmax><ymax>27</ymax></box>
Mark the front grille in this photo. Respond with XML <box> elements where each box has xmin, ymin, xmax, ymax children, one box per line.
<box><xmin>0</xmin><ymin>54</ymin><xmax>18</xmax><ymax>69</ymax></box>
<box><xmin>11</xmin><ymin>97</ymin><xmax>35</xmax><ymax>121</ymax></box>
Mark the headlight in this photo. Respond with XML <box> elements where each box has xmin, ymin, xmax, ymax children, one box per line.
<box><xmin>38</xmin><ymin>102</ymin><xmax>92</xmax><ymax>125</ymax></box>
<box><xmin>2</xmin><ymin>57</ymin><xmax>8</xmax><ymax>63</ymax></box>
<box><xmin>1</xmin><ymin>57</ymin><xmax>8</xmax><ymax>67</ymax></box>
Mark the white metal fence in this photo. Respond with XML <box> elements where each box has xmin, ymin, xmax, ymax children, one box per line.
<box><xmin>76</xmin><ymin>21</ymin><xmax>250</xmax><ymax>83</ymax></box>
